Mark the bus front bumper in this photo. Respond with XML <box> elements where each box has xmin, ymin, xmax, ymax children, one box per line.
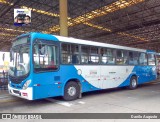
<box><xmin>8</xmin><ymin>84</ymin><xmax>33</xmax><ymax>100</ymax></box>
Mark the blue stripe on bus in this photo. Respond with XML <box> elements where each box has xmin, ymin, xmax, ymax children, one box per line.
<box><xmin>119</xmin><ymin>65</ymin><xmax>157</xmax><ymax>87</ymax></box>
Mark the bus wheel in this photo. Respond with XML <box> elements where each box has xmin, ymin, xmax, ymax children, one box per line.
<box><xmin>129</xmin><ymin>76</ymin><xmax>137</xmax><ymax>90</ymax></box>
<box><xmin>63</xmin><ymin>81</ymin><xmax>80</xmax><ymax>101</ymax></box>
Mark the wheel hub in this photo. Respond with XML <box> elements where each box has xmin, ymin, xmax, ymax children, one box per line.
<box><xmin>68</xmin><ymin>86</ymin><xmax>76</xmax><ymax>96</ymax></box>
<box><xmin>132</xmin><ymin>79</ymin><xmax>137</xmax><ymax>88</ymax></box>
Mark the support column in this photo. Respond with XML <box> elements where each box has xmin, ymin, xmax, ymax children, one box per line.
<box><xmin>59</xmin><ymin>0</ymin><xmax>68</xmax><ymax>37</ymax></box>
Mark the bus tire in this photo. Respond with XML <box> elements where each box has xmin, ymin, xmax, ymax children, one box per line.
<box><xmin>63</xmin><ymin>81</ymin><xmax>80</xmax><ymax>101</ymax></box>
<box><xmin>129</xmin><ymin>76</ymin><xmax>137</xmax><ymax>90</ymax></box>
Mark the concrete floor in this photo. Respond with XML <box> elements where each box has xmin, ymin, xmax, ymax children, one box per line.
<box><xmin>0</xmin><ymin>80</ymin><xmax>160</xmax><ymax>121</ymax></box>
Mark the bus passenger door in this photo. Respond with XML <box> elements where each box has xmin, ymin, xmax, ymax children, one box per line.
<box><xmin>100</xmin><ymin>66</ymin><xmax>111</xmax><ymax>89</ymax></box>
<box><xmin>32</xmin><ymin>40</ymin><xmax>60</xmax><ymax>99</ymax></box>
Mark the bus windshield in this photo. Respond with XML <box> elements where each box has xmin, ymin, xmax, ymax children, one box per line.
<box><xmin>9</xmin><ymin>44</ymin><xmax>30</xmax><ymax>77</ymax></box>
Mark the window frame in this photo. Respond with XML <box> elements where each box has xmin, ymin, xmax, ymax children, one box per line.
<box><xmin>115</xmin><ymin>49</ymin><xmax>129</xmax><ymax>65</ymax></box>
<box><xmin>32</xmin><ymin>39</ymin><xmax>60</xmax><ymax>73</ymax></box>
<box><xmin>148</xmin><ymin>53</ymin><xmax>156</xmax><ymax>66</ymax></box>
<box><xmin>100</xmin><ymin>47</ymin><xmax>116</xmax><ymax>65</ymax></box>
<box><xmin>60</xmin><ymin>42</ymin><xmax>157</xmax><ymax>67</ymax></box>
<box><xmin>88</xmin><ymin>46</ymin><xmax>100</xmax><ymax>64</ymax></box>
<box><xmin>128</xmin><ymin>51</ymin><xmax>139</xmax><ymax>66</ymax></box>
<box><xmin>60</xmin><ymin>42</ymin><xmax>80</xmax><ymax>65</ymax></box>
<box><xmin>139</xmin><ymin>52</ymin><xmax>148</xmax><ymax>66</ymax></box>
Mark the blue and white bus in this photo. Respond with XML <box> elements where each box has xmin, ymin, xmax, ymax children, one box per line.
<box><xmin>8</xmin><ymin>32</ymin><xmax>157</xmax><ymax>100</ymax></box>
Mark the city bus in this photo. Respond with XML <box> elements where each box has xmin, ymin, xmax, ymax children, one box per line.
<box><xmin>8</xmin><ymin>32</ymin><xmax>157</xmax><ymax>100</ymax></box>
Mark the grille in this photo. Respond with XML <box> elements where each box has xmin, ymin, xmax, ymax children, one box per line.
<box><xmin>9</xmin><ymin>75</ymin><xmax>27</xmax><ymax>84</ymax></box>
<box><xmin>13</xmin><ymin>90</ymin><xmax>20</xmax><ymax>94</ymax></box>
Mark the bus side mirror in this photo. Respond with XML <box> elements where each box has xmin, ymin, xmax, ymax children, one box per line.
<box><xmin>40</xmin><ymin>45</ymin><xmax>48</xmax><ymax>55</ymax></box>
<box><xmin>2</xmin><ymin>53</ymin><xmax>5</xmax><ymax>61</ymax></box>
<box><xmin>10</xmin><ymin>49</ymin><xmax>14</xmax><ymax>61</ymax></box>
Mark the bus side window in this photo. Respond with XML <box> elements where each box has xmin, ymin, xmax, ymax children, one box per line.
<box><xmin>72</xmin><ymin>54</ymin><xmax>79</xmax><ymax>64</ymax></box>
<box><xmin>116</xmin><ymin>50</ymin><xmax>128</xmax><ymax>65</ymax></box>
<box><xmin>61</xmin><ymin>43</ymin><xmax>80</xmax><ymax>64</ymax></box>
<box><xmin>100</xmin><ymin>48</ymin><xmax>107</xmax><ymax>64</ymax></box>
<box><xmin>100</xmin><ymin>48</ymin><xmax>115</xmax><ymax>65</ymax></box>
<box><xmin>89</xmin><ymin>46</ymin><xmax>99</xmax><ymax>64</ymax></box>
<box><xmin>148</xmin><ymin>54</ymin><xmax>156</xmax><ymax>65</ymax></box>
<box><xmin>108</xmin><ymin>49</ymin><xmax>116</xmax><ymax>64</ymax></box>
<box><xmin>129</xmin><ymin>52</ymin><xmax>134</xmax><ymax>65</ymax></box>
<box><xmin>71</xmin><ymin>44</ymin><xmax>80</xmax><ymax>64</ymax></box>
<box><xmin>128</xmin><ymin>51</ymin><xmax>139</xmax><ymax>65</ymax></box>
<box><xmin>33</xmin><ymin>44</ymin><xmax>39</xmax><ymax>68</ymax></box>
<box><xmin>81</xmin><ymin>45</ymin><xmax>89</xmax><ymax>64</ymax></box>
<box><xmin>123</xmin><ymin>51</ymin><xmax>128</xmax><ymax>64</ymax></box>
<box><xmin>47</xmin><ymin>45</ymin><xmax>57</xmax><ymax>68</ymax></box>
<box><xmin>61</xmin><ymin>43</ymin><xmax>71</xmax><ymax>64</ymax></box>
<box><xmin>139</xmin><ymin>53</ymin><xmax>147</xmax><ymax>65</ymax></box>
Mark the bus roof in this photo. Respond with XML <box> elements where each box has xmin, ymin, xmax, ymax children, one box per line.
<box><xmin>54</xmin><ymin>35</ymin><xmax>147</xmax><ymax>52</ymax></box>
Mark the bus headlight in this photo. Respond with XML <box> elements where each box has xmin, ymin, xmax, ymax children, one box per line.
<box><xmin>9</xmin><ymin>81</ymin><xmax>11</xmax><ymax>86</ymax></box>
<box><xmin>23</xmin><ymin>80</ymin><xmax>31</xmax><ymax>90</ymax></box>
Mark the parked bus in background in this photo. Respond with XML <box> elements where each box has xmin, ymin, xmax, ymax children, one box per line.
<box><xmin>156</xmin><ymin>53</ymin><xmax>160</xmax><ymax>76</ymax></box>
<box><xmin>8</xmin><ymin>32</ymin><xmax>157</xmax><ymax>101</ymax></box>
